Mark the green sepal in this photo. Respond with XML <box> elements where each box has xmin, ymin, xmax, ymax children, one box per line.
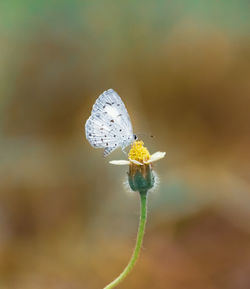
<box><xmin>128</xmin><ymin>165</ymin><xmax>155</xmax><ymax>192</ymax></box>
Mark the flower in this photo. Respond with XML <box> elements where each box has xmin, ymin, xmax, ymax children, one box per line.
<box><xmin>109</xmin><ymin>141</ymin><xmax>166</xmax><ymax>192</ymax></box>
<box><xmin>109</xmin><ymin>140</ymin><xmax>166</xmax><ymax>166</ymax></box>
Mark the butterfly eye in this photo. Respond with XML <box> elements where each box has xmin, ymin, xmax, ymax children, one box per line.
<box><xmin>133</xmin><ymin>134</ymin><xmax>138</xmax><ymax>140</ymax></box>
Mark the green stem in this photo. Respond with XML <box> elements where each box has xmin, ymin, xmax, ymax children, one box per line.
<box><xmin>103</xmin><ymin>191</ymin><xmax>148</xmax><ymax>289</ymax></box>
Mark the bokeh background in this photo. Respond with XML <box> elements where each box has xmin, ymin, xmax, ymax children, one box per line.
<box><xmin>0</xmin><ymin>1</ymin><xmax>250</xmax><ymax>289</ymax></box>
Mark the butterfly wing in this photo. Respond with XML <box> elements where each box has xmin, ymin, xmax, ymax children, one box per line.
<box><xmin>85</xmin><ymin>89</ymin><xmax>134</xmax><ymax>156</ymax></box>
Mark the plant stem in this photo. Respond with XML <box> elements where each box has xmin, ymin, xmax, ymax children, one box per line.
<box><xmin>103</xmin><ymin>191</ymin><xmax>148</xmax><ymax>289</ymax></box>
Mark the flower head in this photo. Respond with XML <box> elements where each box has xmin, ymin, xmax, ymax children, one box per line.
<box><xmin>109</xmin><ymin>140</ymin><xmax>166</xmax><ymax>192</ymax></box>
<box><xmin>110</xmin><ymin>140</ymin><xmax>166</xmax><ymax>166</ymax></box>
<box><xmin>128</xmin><ymin>141</ymin><xmax>150</xmax><ymax>163</ymax></box>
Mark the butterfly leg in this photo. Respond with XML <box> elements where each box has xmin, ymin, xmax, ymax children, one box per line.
<box><xmin>122</xmin><ymin>147</ymin><xmax>128</xmax><ymax>156</ymax></box>
<box><xmin>104</xmin><ymin>146</ymin><xmax>116</xmax><ymax>157</ymax></box>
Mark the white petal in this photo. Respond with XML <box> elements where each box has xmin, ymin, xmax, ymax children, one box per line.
<box><xmin>129</xmin><ymin>158</ymin><xmax>143</xmax><ymax>165</ymax></box>
<box><xmin>145</xmin><ymin>152</ymin><xmax>166</xmax><ymax>163</ymax></box>
<box><xmin>109</xmin><ymin>160</ymin><xmax>130</xmax><ymax>165</ymax></box>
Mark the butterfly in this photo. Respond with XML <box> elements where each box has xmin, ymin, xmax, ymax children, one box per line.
<box><xmin>85</xmin><ymin>89</ymin><xmax>137</xmax><ymax>156</ymax></box>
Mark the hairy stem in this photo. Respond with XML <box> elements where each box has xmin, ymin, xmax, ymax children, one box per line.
<box><xmin>103</xmin><ymin>191</ymin><xmax>148</xmax><ymax>289</ymax></box>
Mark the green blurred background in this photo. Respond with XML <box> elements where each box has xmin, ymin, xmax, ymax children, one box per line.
<box><xmin>0</xmin><ymin>1</ymin><xmax>249</xmax><ymax>288</ymax></box>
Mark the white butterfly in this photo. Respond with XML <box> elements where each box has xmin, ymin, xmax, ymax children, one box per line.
<box><xmin>85</xmin><ymin>89</ymin><xmax>137</xmax><ymax>156</ymax></box>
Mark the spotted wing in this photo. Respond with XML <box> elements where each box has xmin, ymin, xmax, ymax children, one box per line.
<box><xmin>85</xmin><ymin>89</ymin><xmax>133</xmax><ymax>156</ymax></box>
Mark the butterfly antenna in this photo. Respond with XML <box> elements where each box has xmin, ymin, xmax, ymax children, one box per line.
<box><xmin>136</xmin><ymin>133</ymin><xmax>155</xmax><ymax>140</ymax></box>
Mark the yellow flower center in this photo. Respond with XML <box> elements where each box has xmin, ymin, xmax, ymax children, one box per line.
<box><xmin>128</xmin><ymin>141</ymin><xmax>151</xmax><ymax>163</ymax></box>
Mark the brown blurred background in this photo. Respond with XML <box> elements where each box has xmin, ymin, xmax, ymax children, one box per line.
<box><xmin>0</xmin><ymin>1</ymin><xmax>250</xmax><ymax>289</ymax></box>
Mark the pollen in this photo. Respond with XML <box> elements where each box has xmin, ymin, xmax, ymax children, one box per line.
<box><xmin>128</xmin><ymin>141</ymin><xmax>151</xmax><ymax>163</ymax></box>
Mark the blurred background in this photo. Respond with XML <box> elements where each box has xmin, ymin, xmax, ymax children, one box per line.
<box><xmin>0</xmin><ymin>1</ymin><xmax>249</xmax><ymax>288</ymax></box>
